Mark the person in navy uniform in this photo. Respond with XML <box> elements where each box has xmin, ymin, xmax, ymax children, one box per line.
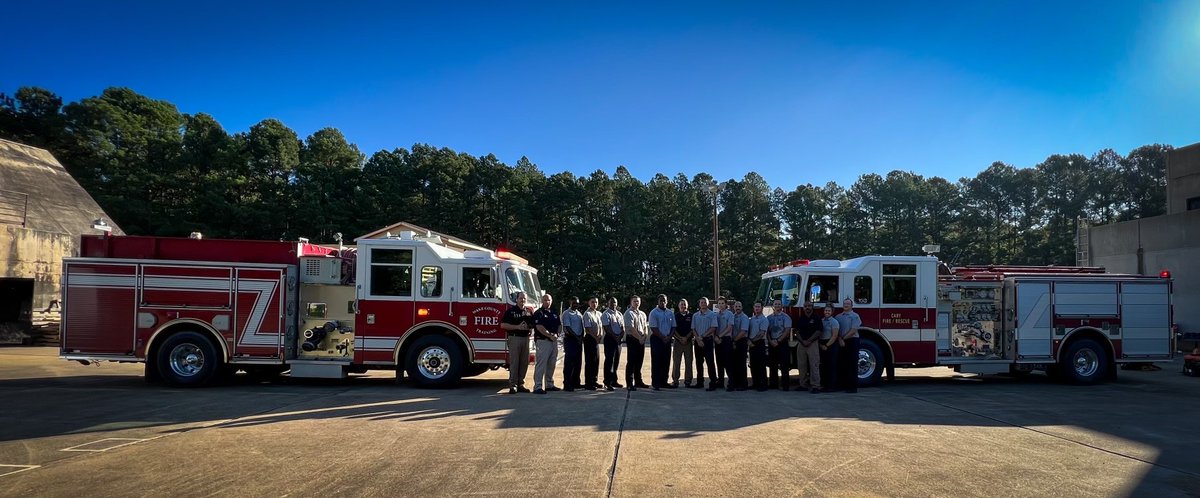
<box><xmin>648</xmin><ymin>294</ymin><xmax>676</xmax><ymax>390</ymax></box>
<box><xmin>713</xmin><ymin>298</ymin><xmax>734</xmax><ymax>389</ymax></box>
<box><xmin>729</xmin><ymin>300</ymin><xmax>750</xmax><ymax>391</ymax></box>
<box><xmin>748</xmin><ymin>302</ymin><xmax>770</xmax><ymax>391</ymax></box>
<box><xmin>561</xmin><ymin>296</ymin><xmax>585</xmax><ymax>391</ymax></box>
<box><xmin>834</xmin><ymin>298</ymin><xmax>863</xmax><ymax>393</ymax></box>
<box><xmin>623</xmin><ymin>295</ymin><xmax>650</xmax><ymax>391</ymax></box>
<box><xmin>581</xmin><ymin>297</ymin><xmax>604</xmax><ymax>390</ymax></box>
<box><xmin>767</xmin><ymin>298</ymin><xmax>793</xmax><ymax>390</ymax></box>
<box><xmin>500</xmin><ymin>291</ymin><xmax>532</xmax><ymax>394</ymax></box>
<box><xmin>531</xmin><ymin>293</ymin><xmax>561</xmax><ymax>394</ymax></box>
<box><xmin>601</xmin><ymin>297</ymin><xmax>624</xmax><ymax>390</ymax></box>
<box><xmin>692</xmin><ymin>297</ymin><xmax>718</xmax><ymax>390</ymax></box>
<box><xmin>672</xmin><ymin>298</ymin><xmax>694</xmax><ymax>388</ymax></box>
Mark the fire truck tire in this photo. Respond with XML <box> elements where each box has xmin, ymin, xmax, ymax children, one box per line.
<box><xmin>155</xmin><ymin>331</ymin><xmax>222</xmax><ymax>387</ymax></box>
<box><xmin>1059</xmin><ymin>339</ymin><xmax>1109</xmax><ymax>385</ymax></box>
<box><xmin>857</xmin><ymin>339</ymin><xmax>885</xmax><ymax>387</ymax></box>
<box><xmin>404</xmin><ymin>335</ymin><xmax>464</xmax><ymax>388</ymax></box>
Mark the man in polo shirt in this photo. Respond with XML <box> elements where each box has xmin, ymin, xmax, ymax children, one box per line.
<box><xmin>835</xmin><ymin>298</ymin><xmax>862</xmax><ymax>393</ymax></box>
<box><xmin>671</xmin><ymin>298</ymin><xmax>694</xmax><ymax>388</ymax></box>
<box><xmin>794</xmin><ymin>301</ymin><xmax>823</xmax><ymax>394</ymax></box>
<box><xmin>561</xmin><ymin>296</ymin><xmax>585</xmax><ymax>392</ymax></box>
<box><xmin>768</xmin><ymin>299</ymin><xmax>793</xmax><ymax>390</ymax></box>
<box><xmin>714</xmin><ymin>298</ymin><xmax>734</xmax><ymax>390</ymax></box>
<box><xmin>821</xmin><ymin>303</ymin><xmax>841</xmax><ymax>392</ymax></box>
<box><xmin>581</xmin><ymin>297</ymin><xmax>604</xmax><ymax>390</ymax></box>
<box><xmin>601</xmin><ymin>297</ymin><xmax>624</xmax><ymax>391</ymax></box>
<box><xmin>690</xmin><ymin>298</ymin><xmax>710</xmax><ymax>388</ymax></box>
<box><xmin>623</xmin><ymin>295</ymin><xmax>650</xmax><ymax>391</ymax></box>
<box><xmin>748</xmin><ymin>302</ymin><xmax>770</xmax><ymax>391</ymax></box>
<box><xmin>531</xmin><ymin>293</ymin><xmax>561</xmax><ymax>394</ymax></box>
<box><xmin>692</xmin><ymin>297</ymin><xmax>718</xmax><ymax>390</ymax></box>
<box><xmin>648</xmin><ymin>294</ymin><xmax>676</xmax><ymax>390</ymax></box>
<box><xmin>730</xmin><ymin>301</ymin><xmax>750</xmax><ymax>391</ymax></box>
<box><xmin>501</xmin><ymin>291</ymin><xmax>533</xmax><ymax>394</ymax></box>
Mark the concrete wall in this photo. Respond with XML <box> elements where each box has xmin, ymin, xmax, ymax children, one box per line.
<box><xmin>1089</xmin><ymin>208</ymin><xmax>1200</xmax><ymax>331</ymax></box>
<box><xmin>0</xmin><ymin>225</ymin><xmax>77</xmax><ymax>310</ymax></box>
<box><xmin>1167</xmin><ymin>142</ymin><xmax>1200</xmax><ymax>215</ymax></box>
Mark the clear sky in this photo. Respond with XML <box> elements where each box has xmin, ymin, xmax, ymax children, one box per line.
<box><xmin>6</xmin><ymin>1</ymin><xmax>1199</xmax><ymax>188</ymax></box>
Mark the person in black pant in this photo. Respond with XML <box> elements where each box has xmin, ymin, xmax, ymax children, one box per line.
<box><xmin>648</xmin><ymin>294</ymin><xmax>676</xmax><ymax>390</ymax></box>
<box><xmin>560</xmin><ymin>297</ymin><xmax>585</xmax><ymax>391</ymax></box>
<box><xmin>835</xmin><ymin>298</ymin><xmax>862</xmax><ymax>393</ymax></box>
<box><xmin>601</xmin><ymin>297</ymin><xmax>624</xmax><ymax>390</ymax></box>
<box><xmin>623</xmin><ymin>295</ymin><xmax>649</xmax><ymax>390</ymax></box>
<box><xmin>729</xmin><ymin>300</ymin><xmax>750</xmax><ymax>391</ymax></box>
<box><xmin>581</xmin><ymin>297</ymin><xmax>604</xmax><ymax>390</ymax></box>
<box><xmin>767</xmin><ymin>299</ymin><xmax>793</xmax><ymax>390</ymax></box>
<box><xmin>692</xmin><ymin>297</ymin><xmax>718</xmax><ymax>390</ymax></box>
<box><xmin>820</xmin><ymin>304</ymin><xmax>841</xmax><ymax>392</ymax></box>
<box><xmin>748</xmin><ymin>302</ymin><xmax>770</xmax><ymax>391</ymax></box>
<box><xmin>713</xmin><ymin>298</ymin><xmax>734</xmax><ymax>389</ymax></box>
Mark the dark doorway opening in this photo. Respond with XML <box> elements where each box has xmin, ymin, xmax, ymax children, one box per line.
<box><xmin>0</xmin><ymin>278</ymin><xmax>34</xmax><ymax>344</ymax></box>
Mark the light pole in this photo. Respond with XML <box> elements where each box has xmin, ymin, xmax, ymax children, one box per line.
<box><xmin>709</xmin><ymin>182</ymin><xmax>721</xmax><ymax>299</ymax></box>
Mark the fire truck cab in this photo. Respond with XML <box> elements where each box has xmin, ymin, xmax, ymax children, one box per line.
<box><xmin>60</xmin><ymin>231</ymin><xmax>543</xmax><ymax>388</ymax></box>
<box><xmin>758</xmin><ymin>255</ymin><xmax>1174</xmax><ymax>385</ymax></box>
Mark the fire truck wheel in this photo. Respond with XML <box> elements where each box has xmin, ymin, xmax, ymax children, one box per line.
<box><xmin>404</xmin><ymin>335</ymin><xmax>464</xmax><ymax>388</ymax></box>
<box><xmin>156</xmin><ymin>331</ymin><xmax>222</xmax><ymax>387</ymax></box>
<box><xmin>857</xmin><ymin>339</ymin><xmax>885</xmax><ymax>387</ymax></box>
<box><xmin>1060</xmin><ymin>339</ymin><xmax>1109</xmax><ymax>384</ymax></box>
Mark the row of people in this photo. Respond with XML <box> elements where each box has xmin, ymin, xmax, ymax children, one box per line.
<box><xmin>500</xmin><ymin>291</ymin><xmax>863</xmax><ymax>394</ymax></box>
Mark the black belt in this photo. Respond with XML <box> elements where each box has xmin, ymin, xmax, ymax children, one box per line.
<box><xmin>507</xmin><ymin>331</ymin><xmax>529</xmax><ymax>337</ymax></box>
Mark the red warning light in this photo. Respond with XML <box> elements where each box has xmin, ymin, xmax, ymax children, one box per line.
<box><xmin>1160</xmin><ymin>270</ymin><xmax>1171</xmax><ymax>278</ymax></box>
<box><xmin>789</xmin><ymin>259</ymin><xmax>810</xmax><ymax>267</ymax></box>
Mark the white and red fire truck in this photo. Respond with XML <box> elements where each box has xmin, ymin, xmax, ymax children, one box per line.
<box><xmin>759</xmin><ymin>252</ymin><xmax>1174</xmax><ymax>385</ymax></box>
<box><xmin>60</xmin><ymin>231</ymin><xmax>544</xmax><ymax>387</ymax></box>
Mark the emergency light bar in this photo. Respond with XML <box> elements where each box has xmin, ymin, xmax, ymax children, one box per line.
<box><xmin>496</xmin><ymin>250</ymin><xmax>529</xmax><ymax>265</ymax></box>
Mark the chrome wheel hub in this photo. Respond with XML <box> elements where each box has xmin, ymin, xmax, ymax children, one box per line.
<box><xmin>168</xmin><ymin>344</ymin><xmax>205</xmax><ymax>377</ymax></box>
<box><xmin>857</xmin><ymin>349</ymin><xmax>876</xmax><ymax>379</ymax></box>
<box><xmin>1073</xmin><ymin>348</ymin><xmax>1099</xmax><ymax>377</ymax></box>
<box><xmin>418</xmin><ymin>346</ymin><xmax>451</xmax><ymax>379</ymax></box>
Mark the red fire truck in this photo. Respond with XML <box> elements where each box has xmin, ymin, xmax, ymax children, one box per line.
<box><xmin>60</xmin><ymin>231</ymin><xmax>544</xmax><ymax>387</ymax></box>
<box><xmin>759</xmin><ymin>253</ymin><xmax>1174</xmax><ymax>385</ymax></box>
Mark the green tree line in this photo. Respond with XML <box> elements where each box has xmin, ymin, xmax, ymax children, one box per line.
<box><xmin>0</xmin><ymin>86</ymin><xmax>1173</xmax><ymax>303</ymax></box>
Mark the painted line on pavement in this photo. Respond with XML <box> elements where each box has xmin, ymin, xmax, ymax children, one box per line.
<box><xmin>0</xmin><ymin>464</ymin><xmax>39</xmax><ymax>478</ymax></box>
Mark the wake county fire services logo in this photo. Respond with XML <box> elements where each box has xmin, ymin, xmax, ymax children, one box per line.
<box><xmin>465</xmin><ymin>305</ymin><xmax>504</xmax><ymax>334</ymax></box>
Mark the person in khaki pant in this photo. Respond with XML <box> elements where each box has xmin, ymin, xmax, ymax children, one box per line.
<box><xmin>793</xmin><ymin>301</ymin><xmax>823</xmax><ymax>394</ymax></box>
<box><xmin>501</xmin><ymin>292</ymin><xmax>533</xmax><ymax>394</ymax></box>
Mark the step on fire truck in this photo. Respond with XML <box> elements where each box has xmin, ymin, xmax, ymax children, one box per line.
<box><xmin>60</xmin><ymin>231</ymin><xmax>544</xmax><ymax>387</ymax></box>
<box><xmin>758</xmin><ymin>249</ymin><xmax>1174</xmax><ymax>385</ymax></box>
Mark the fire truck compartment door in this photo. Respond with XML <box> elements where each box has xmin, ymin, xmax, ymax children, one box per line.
<box><xmin>1119</xmin><ymin>282</ymin><xmax>1171</xmax><ymax>356</ymax></box>
<box><xmin>1015</xmin><ymin>282</ymin><xmax>1052</xmax><ymax>358</ymax></box>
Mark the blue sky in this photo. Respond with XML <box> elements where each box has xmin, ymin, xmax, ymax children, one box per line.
<box><xmin>5</xmin><ymin>1</ymin><xmax>1199</xmax><ymax>188</ymax></box>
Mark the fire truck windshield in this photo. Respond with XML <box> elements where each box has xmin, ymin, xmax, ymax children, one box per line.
<box><xmin>504</xmin><ymin>266</ymin><xmax>543</xmax><ymax>304</ymax></box>
<box><xmin>757</xmin><ymin>273</ymin><xmax>800</xmax><ymax>307</ymax></box>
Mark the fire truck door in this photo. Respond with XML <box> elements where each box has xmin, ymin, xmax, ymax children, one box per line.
<box><xmin>1014</xmin><ymin>282</ymin><xmax>1052</xmax><ymax>359</ymax></box>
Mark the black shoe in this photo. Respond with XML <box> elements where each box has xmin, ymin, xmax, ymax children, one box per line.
<box><xmin>605</xmin><ymin>385</ymin><xmax>614</xmax><ymax>391</ymax></box>
<box><xmin>782</xmin><ymin>386</ymin><xmax>790</xmax><ymax>391</ymax></box>
<box><xmin>547</xmin><ymin>386</ymin><xmax>561</xmax><ymax>392</ymax></box>
<box><xmin>725</xmin><ymin>387</ymin><xmax>734</xmax><ymax>392</ymax></box>
<box><xmin>517</xmin><ymin>387</ymin><xmax>531</xmax><ymax>393</ymax></box>
<box><xmin>585</xmin><ymin>385</ymin><xmax>597</xmax><ymax>391</ymax></box>
<box><xmin>736</xmin><ymin>387</ymin><xmax>747</xmax><ymax>391</ymax></box>
<box><xmin>613</xmin><ymin>382</ymin><xmax>624</xmax><ymax>388</ymax></box>
<box><xmin>756</xmin><ymin>387</ymin><xmax>768</xmax><ymax>392</ymax></box>
<box><xmin>706</xmin><ymin>386</ymin><xmax>716</xmax><ymax>391</ymax></box>
<box><xmin>564</xmin><ymin>387</ymin><xmax>575</xmax><ymax>392</ymax></box>
<box><xmin>636</xmin><ymin>383</ymin><xmax>650</xmax><ymax>389</ymax></box>
<box><xmin>628</xmin><ymin>386</ymin><xmax>637</xmax><ymax>391</ymax></box>
<box><xmin>846</xmin><ymin>389</ymin><xmax>857</xmax><ymax>393</ymax></box>
<box><xmin>811</xmin><ymin>388</ymin><xmax>820</xmax><ymax>394</ymax></box>
<box><xmin>666</xmin><ymin>383</ymin><xmax>677</xmax><ymax>389</ymax></box>
<box><xmin>533</xmin><ymin>389</ymin><xmax>546</xmax><ymax>394</ymax></box>
<box><xmin>509</xmin><ymin>387</ymin><xmax>517</xmax><ymax>394</ymax></box>
<box><xmin>688</xmin><ymin>383</ymin><xmax>704</xmax><ymax>389</ymax></box>
<box><xmin>652</xmin><ymin>386</ymin><xmax>660</xmax><ymax>391</ymax></box>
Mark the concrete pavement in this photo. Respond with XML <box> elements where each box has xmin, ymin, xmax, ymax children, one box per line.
<box><xmin>0</xmin><ymin>347</ymin><xmax>1198</xmax><ymax>497</ymax></box>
